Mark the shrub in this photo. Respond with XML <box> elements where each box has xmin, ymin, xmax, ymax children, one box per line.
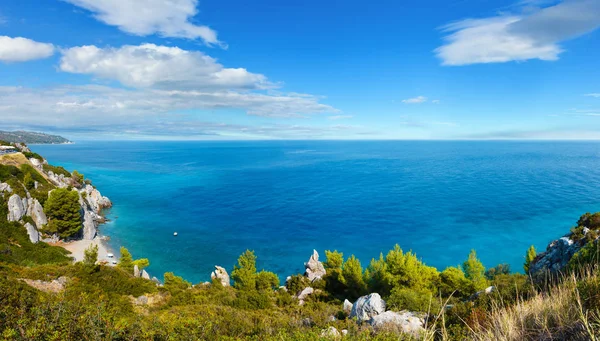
<box><xmin>231</xmin><ymin>250</ymin><xmax>258</xmax><ymax>291</ymax></box>
<box><xmin>463</xmin><ymin>250</ymin><xmax>489</xmax><ymax>292</ymax></box>
<box><xmin>524</xmin><ymin>245</ymin><xmax>537</xmax><ymax>273</ymax></box>
<box><xmin>43</xmin><ymin>188</ymin><xmax>82</xmax><ymax>238</ymax></box>
<box><xmin>43</xmin><ymin>164</ymin><xmax>71</xmax><ymax>177</ymax></box>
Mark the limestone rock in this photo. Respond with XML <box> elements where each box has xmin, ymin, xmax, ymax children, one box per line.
<box><xmin>320</xmin><ymin>326</ymin><xmax>341</xmax><ymax>339</ymax></box>
<box><xmin>21</xmin><ymin>277</ymin><xmax>67</xmax><ymax>293</ymax></box>
<box><xmin>83</xmin><ymin>185</ymin><xmax>112</xmax><ymax>213</ymax></box>
<box><xmin>134</xmin><ymin>295</ymin><xmax>149</xmax><ymax>305</ymax></box>
<box><xmin>82</xmin><ymin>209</ymin><xmax>97</xmax><ymax>240</ymax></box>
<box><xmin>47</xmin><ymin>171</ymin><xmax>69</xmax><ymax>188</ymax></box>
<box><xmin>27</xmin><ymin>198</ymin><xmax>47</xmax><ymax>229</ymax></box>
<box><xmin>350</xmin><ymin>293</ymin><xmax>386</xmax><ymax>323</ymax></box>
<box><xmin>304</xmin><ymin>249</ymin><xmax>326</xmax><ymax>282</ymax></box>
<box><xmin>341</xmin><ymin>330</ymin><xmax>348</xmax><ymax>336</ymax></box>
<box><xmin>151</xmin><ymin>277</ymin><xmax>162</xmax><ymax>285</ymax></box>
<box><xmin>134</xmin><ymin>265</ymin><xmax>140</xmax><ymax>278</ymax></box>
<box><xmin>0</xmin><ymin>182</ymin><xmax>12</xmax><ymax>193</ymax></box>
<box><xmin>210</xmin><ymin>265</ymin><xmax>230</xmax><ymax>287</ymax></box>
<box><xmin>529</xmin><ymin>235</ymin><xmax>581</xmax><ymax>279</ymax></box>
<box><xmin>24</xmin><ymin>222</ymin><xmax>40</xmax><ymax>243</ymax></box>
<box><xmin>369</xmin><ymin>311</ymin><xmax>425</xmax><ymax>336</ymax></box>
<box><xmin>470</xmin><ymin>286</ymin><xmax>496</xmax><ymax>301</ymax></box>
<box><xmin>141</xmin><ymin>269</ymin><xmax>150</xmax><ymax>280</ymax></box>
<box><xmin>29</xmin><ymin>157</ymin><xmax>43</xmax><ymax>169</ymax></box>
<box><xmin>343</xmin><ymin>299</ymin><xmax>353</xmax><ymax>315</ymax></box>
<box><xmin>7</xmin><ymin>194</ymin><xmax>27</xmax><ymax>222</ymax></box>
<box><xmin>296</xmin><ymin>286</ymin><xmax>314</xmax><ymax>305</ymax></box>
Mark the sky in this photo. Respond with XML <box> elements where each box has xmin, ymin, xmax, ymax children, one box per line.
<box><xmin>0</xmin><ymin>0</ymin><xmax>599</xmax><ymax>140</ymax></box>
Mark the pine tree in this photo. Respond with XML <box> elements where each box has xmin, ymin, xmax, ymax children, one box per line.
<box><xmin>524</xmin><ymin>245</ymin><xmax>537</xmax><ymax>273</ymax></box>
<box><xmin>231</xmin><ymin>250</ymin><xmax>257</xmax><ymax>291</ymax></box>
<box><xmin>118</xmin><ymin>246</ymin><xmax>134</xmax><ymax>273</ymax></box>
<box><xmin>83</xmin><ymin>243</ymin><xmax>98</xmax><ymax>267</ymax></box>
<box><xmin>462</xmin><ymin>249</ymin><xmax>489</xmax><ymax>291</ymax></box>
<box><xmin>43</xmin><ymin>188</ymin><xmax>82</xmax><ymax>238</ymax></box>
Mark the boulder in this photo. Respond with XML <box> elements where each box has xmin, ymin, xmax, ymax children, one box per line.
<box><xmin>369</xmin><ymin>311</ymin><xmax>425</xmax><ymax>336</ymax></box>
<box><xmin>343</xmin><ymin>299</ymin><xmax>353</xmax><ymax>315</ymax></box>
<box><xmin>470</xmin><ymin>286</ymin><xmax>496</xmax><ymax>301</ymax></box>
<box><xmin>82</xmin><ymin>209</ymin><xmax>97</xmax><ymax>240</ymax></box>
<box><xmin>27</xmin><ymin>198</ymin><xmax>47</xmax><ymax>229</ymax></box>
<box><xmin>210</xmin><ymin>265</ymin><xmax>230</xmax><ymax>287</ymax></box>
<box><xmin>141</xmin><ymin>270</ymin><xmax>150</xmax><ymax>280</ymax></box>
<box><xmin>83</xmin><ymin>185</ymin><xmax>112</xmax><ymax>213</ymax></box>
<box><xmin>304</xmin><ymin>249</ymin><xmax>326</xmax><ymax>282</ymax></box>
<box><xmin>24</xmin><ymin>222</ymin><xmax>40</xmax><ymax>243</ymax></box>
<box><xmin>320</xmin><ymin>326</ymin><xmax>341</xmax><ymax>339</ymax></box>
<box><xmin>0</xmin><ymin>182</ymin><xmax>12</xmax><ymax>193</ymax></box>
<box><xmin>29</xmin><ymin>157</ymin><xmax>43</xmax><ymax>169</ymax></box>
<box><xmin>350</xmin><ymin>293</ymin><xmax>386</xmax><ymax>323</ymax></box>
<box><xmin>134</xmin><ymin>265</ymin><xmax>140</xmax><ymax>278</ymax></box>
<box><xmin>529</xmin><ymin>235</ymin><xmax>581</xmax><ymax>279</ymax></box>
<box><xmin>151</xmin><ymin>277</ymin><xmax>162</xmax><ymax>285</ymax></box>
<box><xmin>296</xmin><ymin>286</ymin><xmax>314</xmax><ymax>305</ymax></box>
<box><xmin>7</xmin><ymin>194</ymin><xmax>27</xmax><ymax>222</ymax></box>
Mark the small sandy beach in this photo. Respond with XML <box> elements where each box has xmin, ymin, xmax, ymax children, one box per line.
<box><xmin>57</xmin><ymin>238</ymin><xmax>117</xmax><ymax>265</ymax></box>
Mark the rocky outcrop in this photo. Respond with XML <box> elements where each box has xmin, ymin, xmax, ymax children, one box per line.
<box><xmin>529</xmin><ymin>235</ymin><xmax>582</xmax><ymax>278</ymax></box>
<box><xmin>320</xmin><ymin>326</ymin><xmax>341</xmax><ymax>339</ymax></box>
<box><xmin>369</xmin><ymin>311</ymin><xmax>425</xmax><ymax>336</ymax></box>
<box><xmin>296</xmin><ymin>286</ymin><xmax>314</xmax><ymax>305</ymax></box>
<box><xmin>27</xmin><ymin>198</ymin><xmax>47</xmax><ymax>229</ymax></box>
<box><xmin>470</xmin><ymin>285</ymin><xmax>496</xmax><ymax>301</ymax></box>
<box><xmin>134</xmin><ymin>265</ymin><xmax>141</xmax><ymax>278</ymax></box>
<box><xmin>343</xmin><ymin>299</ymin><xmax>353</xmax><ymax>315</ymax></box>
<box><xmin>210</xmin><ymin>265</ymin><xmax>230</xmax><ymax>287</ymax></box>
<box><xmin>141</xmin><ymin>270</ymin><xmax>150</xmax><ymax>280</ymax></box>
<box><xmin>82</xmin><ymin>210</ymin><xmax>97</xmax><ymax>240</ymax></box>
<box><xmin>24</xmin><ymin>222</ymin><xmax>40</xmax><ymax>243</ymax></box>
<box><xmin>304</xmin><ymin>249</ymin><xmax>326</xmax><ymax>282</ymax></box>
<box><xmin>350</xmin><ymin>293</ymin><xmax>386</xmax><ymax>323</ymax></box>
<box><xmin>29</xmin><ymin>157</ymin><xmax>44</xmax><ymax>170</ymax></box>
<box><xmin>0</xmin><ymin>182</ymin><xmax>12</xmax><ymax>193</ymax></box>
<box><xmin>20</xmin><ymin>276</ymin><xmax>68</xmax><ymax>293</ymax></box>
<box><xmin>83</xmin><ymin>185</ymin><xmax>112</xmax><ymax>213</ymax></box>
<box><xmin>47</xmin><ymin>171</ymin><xmax>69</xmax><ymax>188</ymax></box>
<box><xmin>7</xmin><ymin>194</ymin><xmax>27</xmax><ymax>222</ymax></box>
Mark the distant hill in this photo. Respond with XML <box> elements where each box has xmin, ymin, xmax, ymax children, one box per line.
<box><xmin>0</xmin><ymin>131</ymin><xmax>71</xmax><ymax>144</ymax></box>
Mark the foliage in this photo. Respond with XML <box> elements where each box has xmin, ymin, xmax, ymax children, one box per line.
<box><xmin>43</xmin><ymin>163</ymin><xmax>71</xmax><ymax>177</ymax></box>
<box><xmin>71</xmin><ymin>170</ymin><xmax>84</xmax><ymax>185</ymax></box>
<box><xmin>133</xmin><ymin>258</ymin><xmax>150</xmax><ymax>270</ymax></box>
<box><xmin>23</xmin><ymin>172</ymin><xmax>34</xmax><ymax>190</ymax></box>
<box><xmin>43</xmin><ymin>188</ymin><xmax>82</xmax><ymax>238</ymax></box>
<box><xmin>256</xmin><ymin>270</ymin><xmax>280</xmax><ymax>291</ymax></box>
<box><xmin>439</xmin><ymin>266</ymin><xmax>471</xmax><ymax>298</ymax></box>
<box><xmin>524</xmin><ymin>245</ymin><xmax>537</xmax><ymax>273</ymax></box>
<box><xmin>463</xmin><ymin>249</ymin><xmax>489</xmax><ymax>291</ymax></box>
<box><xmin>285</xmin><ymin>274</ymin><xmax>309</xmax><ymax>294</ymax></box>
<box><xmin>164</xmin><ymin>272</ymin><xmax>191</xmax><ymax>292</ymax></box>
<box><xmin>83</xmin><ymin>243</ymin><xmax>98</xmax><ymax>267</ymax></box>
<box><xmin>118</xmin><ymin>246</ymin><xmax>134</xmax><ymax>273</ymax></box>
<box><xmin>485</xmin><ymin>263</ymin><xmax>510</xmax><ymax>280</ymax></box>
<box><xmin>22</xmin><ymin>151</ymin><xmax>44</xmax><ymax>161</ymax></box>
<box><xmin>0</xmin><ymin>220</ymin><xmax>72</xmax><ymax>266</ymax></box>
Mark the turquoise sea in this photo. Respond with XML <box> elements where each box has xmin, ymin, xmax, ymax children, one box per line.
<box><xmin>32</xmin><ymin>141</ymin><xmax>600</xmax><ymax>283</ymax></box>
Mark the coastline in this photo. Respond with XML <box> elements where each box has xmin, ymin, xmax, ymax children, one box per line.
<box><xmin>57</xmin><ymin>236</ymin><xmax>117</xmax><ymax>265</ymax></box>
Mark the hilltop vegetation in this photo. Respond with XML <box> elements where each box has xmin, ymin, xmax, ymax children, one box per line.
<box><xmin>3</xmin><ymin>145</ymin><xmax>600</xmax><ymax>340</ymax></box>
<box><xmin>0</xmin><ymin>130</ymin><xmax>70</xmax><ymax>144</ymax></box>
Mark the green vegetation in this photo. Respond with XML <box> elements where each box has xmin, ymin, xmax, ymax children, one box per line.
<box><xmin>22</xmin><ymin>151</ymin><xmax>44</xmax><ymax>161</ymax></box>
<box><xmin>42</xmin><ymin>163</ymin><xmax>71</xmax><ymax>177</ymax></box>
<box><xmin>0</xmin><ymin>130</ymin><xmax>70</xmax><ymax>144</ymax></box>
<box><xmin>524</xmin><ymin>245</ymin><xmax>537</xmax><ymax>273</ymax></box>
<box><xmin>43</xmin><ymin>188</ymin><xmax>82</xmax><ymax>238</ymax></box>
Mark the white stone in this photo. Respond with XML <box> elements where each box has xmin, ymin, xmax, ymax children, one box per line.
<box><xmin>320</xmin><ymin>326</ymin><xmax>340</xmax><ymax>339</ymax></box>
<box><xmin>24</xmin><ymin>222</ymin><xmax>40</xmax><ymax>243</ymax></box>
<box><xmin>133</xmin><ymin>265</ymin><xmax>140</xmax><ymax>277</ymax></box>
<box><xmin>7</xmin><ymin>194</ymin><xmax>26</xmax><ymax>222</ymax></box>
<box><xmin>210</xmin><ymin>265</ymin><xmax>230</xmax><ymax>287</ymax></box>
<box><xmin>304</xmin><ymin>249</ymin><xmax>326</xmax><ymax>282</ymax></box>
<box><xmin>141</xmin><ymin>269</ymin><xmax>150</xmax><ymax>280</ymax></box>
<box><xmin>343</xmin><ymin>299</ymin><xmax>353</xmax><ymax>315</ymax></box>
<box><xmin>369</xmin><ymin>311</ymin><xmax>425</xmax><ymax>337</ymax></box>
<box><xmin>0</xmin><ymin>182</ymin><xmax>12</xmax><ymax>193</ymax></box>
<box><xmin>27</xmin><ymin>198</ymin><xmax>47</xmax><ymax>229</ymax></box>
<box><xmin>350</xmin><ymin>293</ymin><xmax>386</xmax><ymax>323</ymax></box>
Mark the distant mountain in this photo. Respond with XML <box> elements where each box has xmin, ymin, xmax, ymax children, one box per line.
<box><xmin>0</xmin><ymin>130</ymin><xmax>71</xmax><ymax>144</ymax></box>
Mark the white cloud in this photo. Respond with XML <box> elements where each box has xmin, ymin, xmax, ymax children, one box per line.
<box><xmin>585</xmin><ymin>93</ymin><xmax>600</xmax><ymax>98</ymax></box>
<box><xmin>436</xmin><ymin>0</ymin><xmax>600</xmax><ymax>65</ymax></box>
<box><xmin>0</xmin><ymin>36</ymin><xmax>55</xmax><ymax>62</ymax></box>
<box><xmin>63</xmin><ymin>0</ymin><xmax>222</xmax><ymax>46</ymax></box>
<box><xmin>432</xmin><ymin>99</ymin><xmax>441</xmax><ymax>104</ymax></box>
<box><xmin>402</xmin><ymin>96</ymin><xmax>427</xmax><ymax>104</ymax></box>
<box><xmin>328</xmin><ymin>115</ymin><xmax>353</xmax><ymax>120</ymax></box>
<box><xmin>60</xmin><ymin>44</ymin><xmax>272</xmax><ymax>90</ymax></box>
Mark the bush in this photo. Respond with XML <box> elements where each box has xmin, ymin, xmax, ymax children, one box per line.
<box><xmin>43</xmin><ymin>164</ymin><xmax>71</xmax><ymax>177</ymax></box>
<box><xmin>43</xmin><ymin>188</ymin><xmax>82</xmax><ymax>238</ymax></box>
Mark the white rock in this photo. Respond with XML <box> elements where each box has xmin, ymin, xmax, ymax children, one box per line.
<box><xmin>304</xmin><ymin>249</ymin><xmax>326</xmax><ymax>282</ymax></box>
<box><xmin>343</xmin><ymin>299</ymin><xmax>353</xmax><ymax>315</ymax></box>
<box><xmin>7</xmin><ymin>194</ymin><xmax>26</xmax><ymax>222</ymax></box>
<box><xmin>29</xmin><ymin>157</ymin><xmax>43</xmax><ymax>169</ymax></box>
<box><xmin>350</xmin><ymin>293</ymin><xmax>386</xmax><ymax>323</ymax></box>
<box><xmin>141</xmin><ymin>269</ymin><xmax>150</xmax><ymax>280</ymax></box>
<box><xmin>27</xmin><ymin>198</ymin><xmax>47</xmax><ymax>229</ymax></box>
<box><xmin>24</xmin><ymin>222</ymin><xmax>40</xmax><ymax>243</ymax></box>
<box><xmin>210</xmin><ymin>265</ymin><xmax>230</xmax><ymax>287</ymax></box>
<box><xmin>134</xmin><ymin>265</ymin><xmax>140</xmax><ymax>278</ymax></box>
<box><xmin>369</xmin><ymin>311</ymin><xmax>425</xmax><ymax>337</ymax></box>
<box><xmin>82</xmin><ymin>209</ymin><xmax>97</xmax><ymax>240</ymax></box>
<box><xmin>296</xmin><ymin>286</ymin><xmax>314</xmax><ymax>301</ymax></box>
<box><xmin>341</xmin><ymin>330</ymin><xmax>348</xmax><ymax>336</ymax></box>
<box><xmin>320</xmin><ymin>326</ymin><xmax>341</xmax><ymax>339</ymax></box>
<box><xmin>0</xmin><ymin>182</ymin><xmax>12</xmax><ymax>193</ymax></box>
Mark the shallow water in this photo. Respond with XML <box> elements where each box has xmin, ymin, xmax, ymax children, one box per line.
<box><xmin>32</xmin><ymin>140</ymin><xmax>600</xmax><ymax>283</ymax></box>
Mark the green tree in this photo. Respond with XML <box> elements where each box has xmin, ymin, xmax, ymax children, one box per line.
<box><xmin>323</xmin><ymin>250</ymin><xmax>346</xmax><ymax>297</ymax></box>
<box><xmin>231</xmin><ymin>250</ymin><xmax>258</xmax><ymax>291</ymax></box>
<box><xmin>133</xmin><ymin>258</ymin><xmax>150</xmax><ymax>270</ymax></box>
<box><xmin>71</xmin><ymin>170</ymin><xmax>84</xmax><ymax>184</ymax></box>
<box><xmin>364</xmin><ymin>254</ymin><xmax>391</xmax><ymax>295</ymax></box>
<box><xmin>164</xmin><ymin>272</ymin><xmax>191</xmax><ymax>291</ymax></box>
<box><xmin>342</xmin><ymin>255</ymin><xmax>367</xmax><ymax>299</ymax></box>
<box><xmin>23</xmin><ymin>172</ymin><xmax>34</xmax><ymax>190</ymax></box>
<box><xmin>524</xmin><ymin>245</ymin><xmax>537</xmax><ymax>273</ymax></box>
<box><xmin>256</xmin><ymin>270</ymin><xmax>280</xmax><ymax>291</ymax></box>
<box><xmin>43</xmin><ymin>188</ymin><xmax>82</xmax><ymax>238</ymax></box>
<box><xmin>462</xmin><ymin>250</ymin><xmax>488</xmax><ymax>292</ymax></box>
<box><xmin>439</xmin><ymin>266</ymin><xmax>471</xmax><ymax>298</ymax></box>
<box><xmin>83</xmin><ymin>243</ymin><xmax>98</xmax><ymax>267</ymax></box>
<box><xmin>118</xmin><ymin>246</ymin><xmax>134</xmax><ymax>273</ymax></box>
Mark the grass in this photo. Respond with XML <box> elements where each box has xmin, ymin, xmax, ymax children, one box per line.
<box><xmin>0</xmin><ymin>153</ymin><xmax>30</xmax><ymax>167</ymax></box>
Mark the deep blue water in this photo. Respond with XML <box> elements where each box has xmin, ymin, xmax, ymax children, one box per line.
<box><xmin>31</xmin><ymin>141</ymin><xmax>600</xmax><ymax>283</ymax></box>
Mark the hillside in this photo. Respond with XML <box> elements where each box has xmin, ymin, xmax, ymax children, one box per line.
<box><xmin>2</xmin><ymin>145</ymin><xmax>600</xmax><ymax>340</ymax></box>
<box><xmin>0</xmin><ymin>130</ymin><xmax>71</xmax><ymax>144</ymax></box>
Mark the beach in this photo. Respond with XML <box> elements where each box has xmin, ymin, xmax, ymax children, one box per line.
<box><xmin>58</xmin><ymin>237</ymin><xmax>117</xmax><ymax>265</ymax></box>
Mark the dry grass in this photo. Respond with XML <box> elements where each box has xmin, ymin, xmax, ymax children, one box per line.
<box><xmin>470</xmin><ymin>273</ymin><xmax>599</xmax><ymax>341</ymax></box>
<box><xmin>0</xmin><ymin>152</ymin><xmax>30</xmax><ymax>167</ymax></box>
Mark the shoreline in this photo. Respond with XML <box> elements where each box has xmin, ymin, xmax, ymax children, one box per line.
<box><xmin>56</xmin><ymin>236</ymin><xmax>118</xmax><ymax>266</ymax></box>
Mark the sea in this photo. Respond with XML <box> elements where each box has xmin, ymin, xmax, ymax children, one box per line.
<box><xmin>31</xmin><ymin>140</ymin><xmax>600</xmax><ymax>283</ymax></box>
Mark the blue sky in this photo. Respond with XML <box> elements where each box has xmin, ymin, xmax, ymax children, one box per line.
<box><xmin>0</xmin><ymin>0</ymin><xmax>599</xmax><ymax>140</ymax></box>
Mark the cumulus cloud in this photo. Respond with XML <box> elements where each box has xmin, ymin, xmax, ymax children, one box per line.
<box><xmin>60</xmin><ymin>44</ymin><xmax>272</xmax><ymax>90</ymax></box>
<box><xmin>436</xmin><ymin>0</ymin><xmax>600</xmax><ymax>66</ymax></box>
<box><xmin>402</xmin><ymin>96</ymin><xmax>427</xmax><ymax>104</ymax></box>
<box><xmin>63</xmin><ymin>0</ymin><xmax>222</xmax><ymax>46</ymax></box>
<box><xmin>0</xmin><ymin>36</ymin><xmax>55</xmax><ymax>62</ymax></box>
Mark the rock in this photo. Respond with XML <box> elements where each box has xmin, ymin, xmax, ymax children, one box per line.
<box><xmin>350</xmin><ymin>293</ymin><xmax>386</xmax><ymax>323</ymax></box>
<box><xmin>7</xmin><ymin>194</ymin><xmax>27</xmax><ymax>222</ymax></box>
<box><xmin>135</xmin><ymin>295</ymin><xmax>149</xmax><ymax>305</ymax></box>
<box><xmin>47</xmin><ymin>171</ymin><xmax>69</xmax><ymax>188</ymax></box>
<box><xmin>304</xmin><ymin>249</ymin><xmax>326</xmax><ymax>282</ymax></box>
<box><xmin>27</xmin><ymin>198</ymin><xmax>47</xmax><ymax>229</ymax></box>
<box><xmin>83</xmin><ymin>185</ymin><xmax>112</xmax><ymax>213</ymax></box>
<box><xmin>29</xmin><ymin>157</ymin><xmax>43</xmax><ymax>169</ymax></box>
<box><xmin>210</xmin><ymin>265</ymin><xmax>230</xmax><ymax>287</ymax></box>
<box><xmin>328</xmin><ymin>315</ymin><xmax>337</xmax><ymax>322</ymax></box>
<box><xmin>0</xmin><ymin>182</ymin><xmax>12</xmax><ymax>193</ymax></box>
<box><xmin>301</xmin><ymin>318</ymin><xmax>313</xmax><ymax>327</ymax></box>
<box><xmin>369</xmin><ymin>311</ymin><xmax>425</xmax><ymax>336</ymax></box>
<box><xmin>24</xmin><ymin>222</ymin><xmax>40</xmax><ymax>243</ymax></box>
<box><xmin>141</xmin><ymin>270</ymin><xmax>150</xmax><ymax>280</ymax></box>
<box><xmin>296</xmin><ymin>286</ymin><xmax>314</xmax><ymax>305</ymax></box>
<box><xmin>134</xmin><ymin>265</ymin><xmax>140</xmax><ymax>278</ymax></box>
<box><xmin>320</xmin><ymin>326</ymin><xmax>341</xmax><ymax>339</ymax></box>
<box><xmin>82</xmin><ymin>209</ymin><xmax>97</xmax><ymax>240</ymax></box>
<box><xmin>343</xmin><ymin>299</ymin><xmax>353</xmax><ymax>315</ymax></box>
<box><xmin>21</xmin><ymin>278</ymin><xmax>66</xmax><ymax>293</ymax></box>
<box><xmin>529</xmin><ymin>235</ymin><xmax>582</xmax><ymax>279</ymax></box>
<box><xmin>151</xmin><ymin>277</ymin><xmax>162</xmax><ymax>285</ymax></box>
<box><xmin>341</xmin><ymin>329</ymin><xmax>348</xmax><ymax>336</ymax></box>
<box><xmin>470</xmin><ymin>286</ymin><xmax>496</xmax><ymax>301</ymax></box>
